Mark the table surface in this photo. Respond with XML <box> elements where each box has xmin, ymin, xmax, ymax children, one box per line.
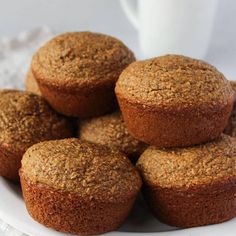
<box><xmin>0</xmin><ymin>0</ymin><xmax>236</xmax><ymax>235</ymax></box>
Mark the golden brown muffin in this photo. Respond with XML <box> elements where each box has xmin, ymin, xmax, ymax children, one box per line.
<box><xmin>20</xmin><ymin>139</ymin><xmax>141</xmax><ymax>235</ymax></box>
<box><xmin>137</xmin><ymin>134</ymin><xmax>236</xmax><ymax>228</ymax></box>
<box><xmin>224</xmin><ymin>81</ymin><xmax>236</xmax><ymax>136</ymax></box>
<box><xmin>25</xmin><ymin>68</ymin><xmax>41</xmax><ymax>95</ymax></box>
<box><xmin>0</xmin><ymin>90</ymin><xmax>73</xmax><ymax>181</ymax></box>
<box><xmin>31</xmin><ymin>32</ymin><xmax>135</xmax><ymax>117</ymax></box>
<box><xmin>115</xmin><ymin>54</ymin><xmax>234</xmax><ymax>148</ymax></box>
<box><xmin>79</xmin><ymin>112</ymin><xmax>147</xmax><ymax>161</ymax></box>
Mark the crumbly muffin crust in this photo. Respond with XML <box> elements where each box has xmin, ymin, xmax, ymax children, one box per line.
<box><xmin>25</xmin><ymin>68</ymin><xmax>41</xmax><ymax>95</ymax></box>
<box><xmin>32</xmin><ymin>32</ymin><xmax>135</xmax><ymax>91</ymax></box>
<box><xmin>137</xmin><ymin>134</ymin><xmax>236</xmax><ymax>188</ymax></box>
<box><xmin>21</xmin><ymin>139</ymin><xmax>141</xmax><ymax>202</ymax></box>
<box><xmin>116</xmin><ymin>55</ymin><xmax>233</xmax><ymax>107</ymax></box>
<box><xmin>0</xmin><ymin>90</ymin><xmax>72</xmax><ymax>152</ymax></box>
<box><xmin>79</xmin><ymin>112</ymin><xmax>146</xmax><ymax>158</ymax></box>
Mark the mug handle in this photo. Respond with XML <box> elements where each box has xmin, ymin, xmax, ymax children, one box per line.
<box><xmin>120</xmin><ymin>0</ymin><xmax>139</xmax><ymax>29</ymax></box>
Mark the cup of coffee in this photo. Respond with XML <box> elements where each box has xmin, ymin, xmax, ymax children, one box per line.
<box><xmin>120</xmin><ymin>0</ymin><xmax>219</xmax><ymax>59</ymax></box>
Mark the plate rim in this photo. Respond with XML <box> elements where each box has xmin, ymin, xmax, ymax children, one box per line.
<box><xmin>0</xmin><ymin>177</ymin><xmax>235</xmax><ymax>236</ymax></box>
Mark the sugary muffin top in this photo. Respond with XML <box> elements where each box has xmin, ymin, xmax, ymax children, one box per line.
<box><xmin>116</xmin><ymin>55</ymin><xmax>233</xmax><ymax>107</ymax></box>
<box><xmin>21</xmin><ymin>139</ymin><xmax>142</xmax><ymax>202</ymax></box>
<box><xmin>0</xmin><ymin>90</ymin><xmax>72</xmax><ymax>152</ymax></box>
<box><xmin>32</xmin><ymin>32</ymin><xmax>135</xmax><ymax>90</ymax></box>
<box><xmin>137</xmin><ymin>134</ymin><xmax>236</xmax><ymax>188</ymax></box>
<box><xmin>79</xmin><ymin>112</ymin><xmax>146</xmax><ymax>158</ymax></box>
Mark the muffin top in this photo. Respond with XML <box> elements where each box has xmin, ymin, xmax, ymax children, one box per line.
<box><xmin>79</xmin><ymin>112</ymin><xmax>146</xmax><ymax>158</ymax></box>
<box><xmin>0</xmin><ymin>90</ymin><xmax>72</xmax><ymax>152</ymax></box>
<box><xmin>137</xmin><ymin>134</ymin><xmax>236</xmax><ymax>188</ymax></box>
<box><xmin>21</xmin><ymin>139</ymin><xmax>141</xmax><ymax>202</ymax></box>
<box><xmin>116</xmin><ymin>55</ymin><xmax>233</xmax><ymax>108</ymax></box>
<box><xmin>32</xmin><ymin>32</ymin><xmax>135</xmax><ymax>90</ymax></box>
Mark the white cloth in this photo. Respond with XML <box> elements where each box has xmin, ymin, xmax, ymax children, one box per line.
<box><xmin>0</xmin><ymin>26</ymin><xmax>53</xmax><ymax>89</ymax></box>
<box><xmin>0</xmin><ymin>27</ymin><xmax>53</xmax><ymax>236</ymax></box>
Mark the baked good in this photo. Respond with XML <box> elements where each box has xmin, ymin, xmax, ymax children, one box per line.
<box><xmin>78</xmin><ymin>112</ymin><xmax>147</xmax><ymax>161</ymax></box>
<box><xmin>31</xmin><ymin>32</ymin><xmax>135</xmax><ymax>117</ymax></box>
<box><xmin>230</xmin><ymin>80</ymin><xmax>236</xmax><ymax>92</ymax></box>
<box><xmin>20</xmin><ymin>139</ymin><xmax>141</xmax><ymax>235</ymax></box>
<box><xmin>137</xmin><ymin>134</ymin><xmax>236</xmax><ymax>227</ymax></box>
<box><xmin>25</xmin><ymin>68</ymin><xmax>41</xmax><ymax>95</ymax></box>
<box><xmin>115</xmin><ymin>54</ymin><xmax>234</xmax><ymax>147</ymax></box>
<box><xmin>224</xmin><ymin>81</ymin><xmax>236</xmax><ymax>136</ymax></box>
<box><xmin>0</xmin><ymin>90</ymin><xmax>73</xmax><ymax>181</ymax></box>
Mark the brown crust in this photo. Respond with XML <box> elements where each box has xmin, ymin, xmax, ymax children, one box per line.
<box><xmin>230</xmin><ymin>80</ymin><xmax>236</xmax><ymax>92</ymax></box>
<box><xmin>143</xmin><ymin>182</ymin><xmax>236</xmax><ymax>227</ymax></box>
<box><xmin>115</xmin><ymin>55</ymin><xmax>232</xmax><ymax>106</ymax></box>
<box><xmin>0</xmin><ymin>144</ymin><xmax>24</xmax><ymax>181</ymax></box>
<box><xmin>137</xmin><ymin>135</ymin><xmax>236</xmax><ymax>227</ymax></box>
<box><xmin>32</xmin><ymin>32</ymin><xmax>135</xmax><ymax>117</ymax></box>
<box><xmin>20</xmin><ymin>173</ymin><xmax>136</xmax><ymax>235</ymax></box>
<box><xmin>116</xmin><ymin>93</ymin><xmax>233</xmax><ymax>147</ymax></box>
<box><xmin>21</xmin><ymin>139</ymin><xmax>142</xmax><ymax>200</ymax></box>
<box><xmin>0</xmin><ymin>90</ymin><xmax>73</xmax><ymax>181</ymax></box>
<box><xmin>36</xmin><ymin>78</ymin><xmax>117</xmax><ymax>117</ymax></box>
<box><xmin>25</xmin><ymin>68</ymin><xmax>41</xmax><ymax>95</ymax></box>
<box><xmin>136</xmin><ymin>135</ymin><xmax>236</xmax><ymax>188</ymax></box>
<box><xmin>115</xmin><ymin>54</ymin><xmax>234</xmax><ymax>147</ymax></box>
<box><xmin>78</xmin><ymin>112</ymin><xmax>147</xmax><ymax>160</ymax></box>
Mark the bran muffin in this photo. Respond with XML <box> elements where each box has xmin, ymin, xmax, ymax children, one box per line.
<box><xmin>25</xmin><ymin>68</ymin><xmax>41</xmax><ymax>95</ymax></box>
<box><xmin>31</xmin><ymin>32</ymin><xmax>135</xmax><ymax>117</ymax></box>
<box><xmin>78</xmin><ymin>112</ymin><xmax>147</xmax><ymax>161</ymax></box>
<box><xmin>0</xmin><ymin>90</ymin><xmax>73</xmax><ymax>181</ymax></box>
<box><xmin>137</xmin><ymin>134</ymin><xmax>236</xmax><ymax>227</ymax></box>
<box><xmin>230</xmin><ymin>80</ymin><xmax>236</xmax><ymax>92</ymax></box>
<box><xmin>225</xmin><ymin>81</ymin><xmax>236</xmax><ymax>136</ymax></box>
<box><xmin>115</xmin><ymin>54</ymin><xmax>234</xmax><ymax>148</ymax></box>
<box><xmin>20</xmin><ymin>139</ymin><xmax>142</xmax><ymax>235</ymax></box>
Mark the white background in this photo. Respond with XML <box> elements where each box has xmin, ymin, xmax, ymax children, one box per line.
<box><xmin>0</xmin><ymin>0</ymin><xmax>235</xmax><ymax>80</ymax></box>
<box><xmin>0</xmin><ymin>1</ymin><xmax>235</xmax><ymax>235</ymax></box>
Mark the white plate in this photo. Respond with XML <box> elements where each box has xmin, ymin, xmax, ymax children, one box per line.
<box><xmin>0</xmin><ymin>177</ymin><xmax>235</xmax><ymax>236</ymax></box>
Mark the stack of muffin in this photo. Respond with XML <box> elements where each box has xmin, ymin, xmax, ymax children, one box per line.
<box><xmin>0</xmin><ymin>31</ymin><xmax>236</xmax><ymax>235</ymax></box>
<box><xmin>116</xmin><ymin>54</ymin><xmax>236</xmax><ymax>227</ymax></box>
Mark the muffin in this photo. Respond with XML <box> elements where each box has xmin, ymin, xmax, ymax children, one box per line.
<box><xmin>115</xmin><ymin>54</ymin><xmax>234</xmax><ymax>148</ymax></box>
<box><xmin>25</xmin><ymin>68</ymin><xmax>41</xmax><ymax>95</ymax></box>
<box><xmin>20</xmin><ymin>139</ymin><xmax>141</xmax><ymax>235</ymax></box>
<box><xmin>137</xmin><ymin>134</ymin><xmax>236</xmax><ymax>228</ymax></box>
<box><xmin>230</xmin><ymin>80</ymin><xmax>236</xmax><ymax>92</ymax></box>
<box><xmin>225</xmin><ymin>81</ymin><xmax>236</xmax><ymax>136</ymax></box>
<box><xmin>31</xmin><ymin>32</ymin><xmax>135</xmax><ymax>117</ymax></box>
<box><xmin>79</xmin><ymin>112</ymin><xmax>147</xmax><ymax>161</ymax></box>
<box><xmin>0</xmin><ymin>90</ymin><xmax>73</xmax><ymax>181</ymax></box>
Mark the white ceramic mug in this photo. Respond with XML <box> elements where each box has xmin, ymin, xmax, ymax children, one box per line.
<box><xmin>120</xmin><ymin>0</ymin><xmax>219</xmax><ymax>59</ymax></box>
